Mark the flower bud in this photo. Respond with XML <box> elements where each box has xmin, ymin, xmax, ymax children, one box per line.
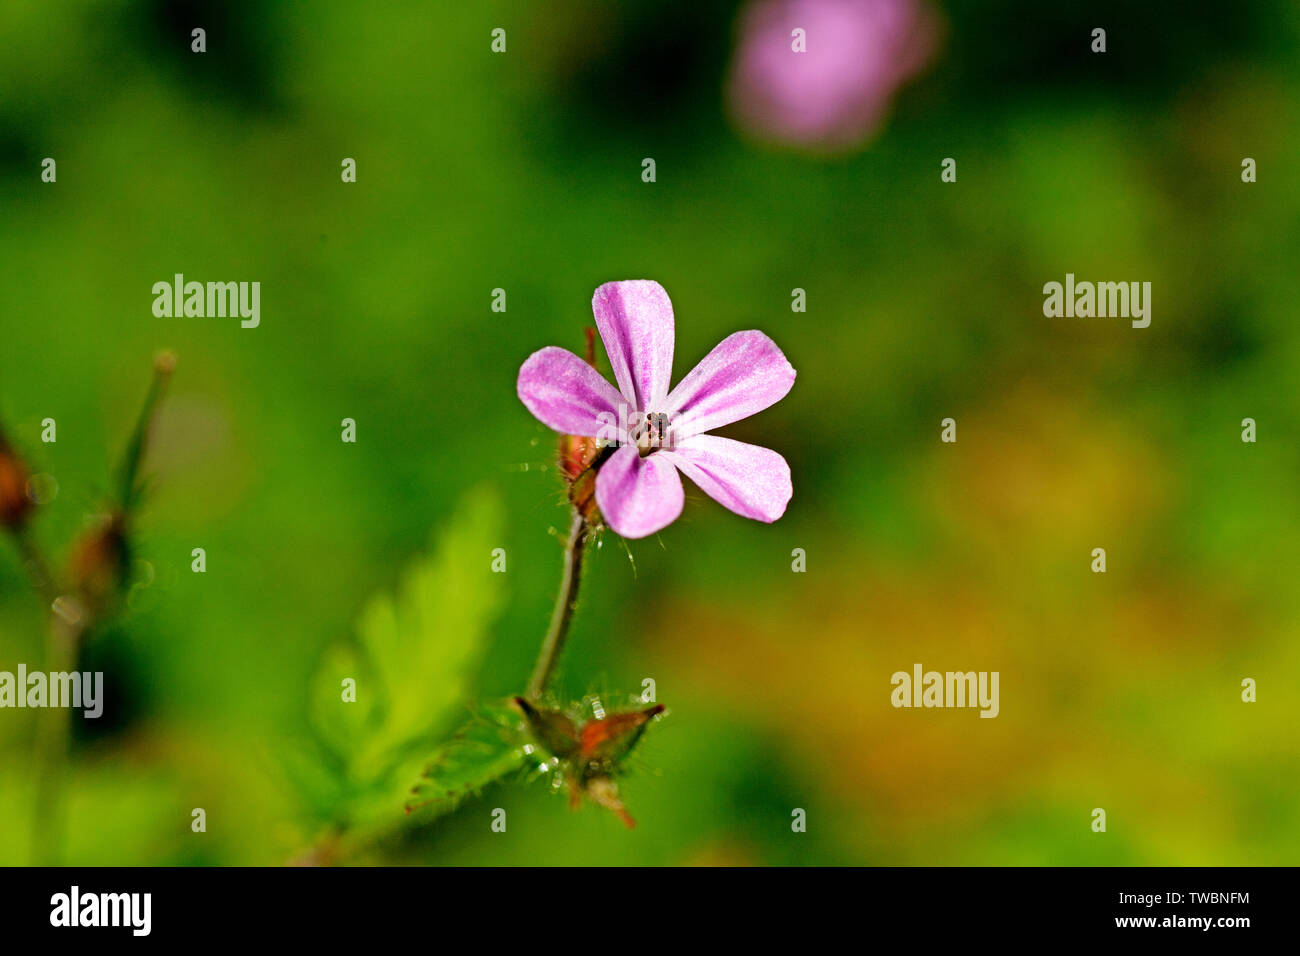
<box><xmin>558</xmin><ymin>432</ymin><xmax>598</xmax><ymax>483</ymax></box>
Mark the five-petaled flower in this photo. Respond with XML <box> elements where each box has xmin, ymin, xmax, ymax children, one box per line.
<box><xmin>726</xmin><ymin>0</ymin><xmax>938</xmax><ymax>152</ymax></box>
<box><xmin>518</xmin><ymin>280</ymin><xmax>796</xmax><ymax>539</ymax></box>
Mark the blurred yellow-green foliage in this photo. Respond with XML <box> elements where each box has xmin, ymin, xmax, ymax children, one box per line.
<box><xmin>1</xmin><ymin>0</ymin><xmax>1298</xmax><ymax>865</ymax></box>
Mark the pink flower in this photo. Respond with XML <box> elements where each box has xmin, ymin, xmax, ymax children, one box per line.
<box><xmin>726</xmin><ymin>0</ymin><xmax>938</xmax><ymax>152</ymax></box>
<box><xmin>518</xmin><ymin>280</ymin><xmax>796</xmax><ymax>539</ymax></box>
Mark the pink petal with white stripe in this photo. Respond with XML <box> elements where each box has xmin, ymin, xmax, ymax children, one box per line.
<box><xmin>663</xmin><ymin>331</ymin><xmax>795</xmax><ymax>441</ymax></box>
<box><xmin>661</xmin><ymin>434</ymin><xmax>792</xmax><ymax>523</ymax></box>
<box><xmin>594</xmin><ymin>445</ymin><xmax>685</xmax><ymax>539</ymax></box>
<box><xmin>592</xmin><ymin>280</ymin><xmax>675</xmax><ymax>412</ymax></box>
<box><xmin>517</xmin><ymin>346</ymin><xmax>623</xmax><ymax>437</ymax></box>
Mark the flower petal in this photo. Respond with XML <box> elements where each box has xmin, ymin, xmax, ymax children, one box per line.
<box><xmin>517</xmin><ymin>346</ymin><xmax>623</xmax><ymax>437</ymax></box>
<box><xmin>661</xmin><ymin>434</ymin><xmax>791</xmax><ymax>523</ymax></box>
<box><xmin>592</xmin><ymin>280</ymin><xmax>675</xmax><ymax>412</ymax></box>
<box><xmin>662</xmin><ymin>331</ymin><xmax>795</xmax><ymax>440</ymax></box>
<box><xmin>595</xmin><ymin>445</ymin><xmax>684</xmax><ymax>539</ymax></box>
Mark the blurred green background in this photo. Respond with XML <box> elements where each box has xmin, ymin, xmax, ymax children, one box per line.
<box><xmin>2</xmin><ymin>0</ymin><xmax>1299</xmax><ymax>865</ymax></box>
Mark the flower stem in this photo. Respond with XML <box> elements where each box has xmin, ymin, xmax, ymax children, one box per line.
<box><xmin>14</xmin><ymin>525</ymin><xmax>57</xmax><ymax>609</ymax></box>
<box><xmin>3</xmin><ymin>522</ymin><xmax>68</xmax><ymax>863</ymax></box>
<box><xmin>526</xmin><ymin>509</ymin><xmax>587</xmax><ymax>700</ymax></box>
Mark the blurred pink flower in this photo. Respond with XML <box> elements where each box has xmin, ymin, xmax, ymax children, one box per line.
<box><xmin>518</xmin><ymin>280</ymin><xmax>796</xmax><ymax>539</ymax></box>
<box><xmin>726</xmin><ymin>0</ymin><xmax>938</xmax><ymax>151</ymax></box>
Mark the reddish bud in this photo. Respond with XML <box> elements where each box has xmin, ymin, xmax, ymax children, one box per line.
<box><xmin>579</xmin><ymin>704</ymin><xmax>664</xmax><ymax>764</ymax></box>
<box><xmin>558</xmin><ymin>433</ymin><xmax>598</xmax><ymax>484</ymax></box>
<box><xmin>0</xmin><ymin>436</ymin><xmax>34</xmax><ymax>530</ymax></box>
<box><xmin>66</xmin><ymin>511</ymin><xmax>130</xmax><ymax>618</ymax></box>
<box><xmin>553</xmin><ymin>327</ymin><xmax>609</xmax><ymax>528</ymax></box>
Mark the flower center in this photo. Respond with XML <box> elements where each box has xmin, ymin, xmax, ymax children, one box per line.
<box><xmin>629</xmin><ymin>411</ymin><xmax>672</xmax><ymax>457</ymax></box>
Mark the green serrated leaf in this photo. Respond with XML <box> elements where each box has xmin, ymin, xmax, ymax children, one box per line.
<box><xmin>358</xmin><ymin>487</ymin><xmax>505</xmax><ymax>755</ymax></box>
<box><xmin>267</xmin><ymin>736</ymin><xmax>351</xmax><ymax>826</ymax></box>
<box><xmin>407</xmin><ymin>703</ymin><xmax>535</xmax><ymax>820</ymax></box>
<box><xmin>308</xmin><ymin>643</ymin><xmax>374</xmax><ymax>754</ymax></box>
<box><xmin>306</xmin><ymin>486</ymin><xmax>506</xmax><ymax>793</ymax></box>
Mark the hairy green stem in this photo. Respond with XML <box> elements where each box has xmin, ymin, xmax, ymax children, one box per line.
<box><xmin>526</xmin><ymin>509</ymin><xmax>587</xmax><ymax>700</ymax></box>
